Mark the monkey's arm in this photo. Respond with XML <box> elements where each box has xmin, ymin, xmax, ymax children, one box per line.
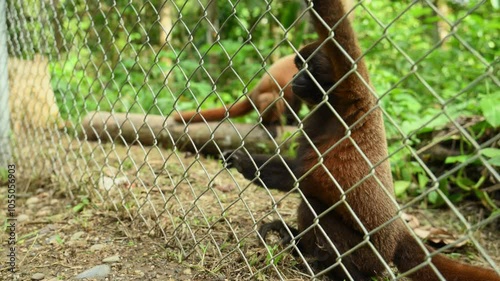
<box><xmin>224</xmin><ymin>150</ymin><xmax>300</xmax><ymax>192</ymax></box>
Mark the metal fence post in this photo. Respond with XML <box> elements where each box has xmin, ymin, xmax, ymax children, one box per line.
<box><xmin>0</xmin><ymin>0</ymin><xmax>11</xmax><ymax>167</ymax></box>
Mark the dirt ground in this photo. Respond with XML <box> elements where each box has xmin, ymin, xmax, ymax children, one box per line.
<box><xmin>1</xmin><ymin>139</ymin><xmax>499</xmax><ymax>281</ymax></box>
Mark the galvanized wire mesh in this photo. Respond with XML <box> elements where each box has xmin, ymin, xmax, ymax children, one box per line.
<box><xmin>3</xmin><ymin>0</ymin><xmax>499</xmax><ymax>280</ymax></box>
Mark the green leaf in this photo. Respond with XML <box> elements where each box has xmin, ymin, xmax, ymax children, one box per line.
<box><xmin>489</xmin><ymin>209</ymin><xmax>500</xmax><ymax>220</ymax></box>
<box><xmin>265</xmin><ymin>245</ymin><xmax>284</xmax><ymax>265</ymax></box>
<box><xmin>394</xmin><ymin>181</ymin><xmax>411</xmax><ymax>197</ymax></box>
<box><xmin>445</xmin><ymin>155</ymin><xmax>470</xmax><ymax>164</ymax></box>
<box><xmin>480</xmin><ymin>94</ymin><xmax>500</xmax><ymax>127</ymax></box>
<box><xmin>448</xmin><ymin>193</ymin><xmax>465</xmax><ymax>204</ymax></box>
<box><xmin>480</xmin><ymin>148</ymin><xmax>500</xmax><ymax>158</ymax></box>
<box><xmin>427</xmin><ymin>191</ymin><xmax>441</xmax><ymax>205</ymax></box>
<box><xmin>428</xmin><ymin>179</ymin><xmax>449</xmax><ymax>206</ymax></box>
<box><xmin>491</xmin><ymin>0</ymin><xmax>499</xmax><ymax>9</ymax></box>
<box><xmin>279</xmin><ymin>1</ymin><xmax>301</xmax><ymax>28</ymax></box>
<box><xmin>454</xmin><ymin>176</ymin><xmax>474</xmax><ymax>191</ymax></box>
<box><xmin>417</xmin><ymin>173</ymin><xmax>429</xmax><ymax>189</ymax></box>
<box><xmin>73</xmin><ymin>198</ymin><xmax>90</xmax><ymax>213</ymax></box>
<box><xmin>73</xmin><ymin>203</ymin><xmax>86</xmax><ymax>213</ymax></box>
<box><xmin>481</xmin><ymin>148</ymin><xmax>500</xmax><ymax>166</ymax></box>
<box><xmin>487</xmin><ymin>156</ymin><xmax>500</xmax><ymax>166</ymax></box>
<box><xmin>55</xmin><ymin>235</ymin><xmax>64</xmax><ymax>244</ymax></box>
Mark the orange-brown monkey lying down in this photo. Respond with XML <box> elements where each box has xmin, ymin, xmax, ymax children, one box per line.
<box><xmin>173</xmin><ymin>55</ymin><xmax>301</xmax><ymax>136</ymax></box>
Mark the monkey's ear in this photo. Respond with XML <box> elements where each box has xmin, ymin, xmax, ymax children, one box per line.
<box><xmin>294</xmin><ymin>44</ymin><xmax>310</xmax><ymax>69</ymax></box>
<box><xmin>296</xmin><ymin>42</ymin><xmax>322</xmax><ymax>62</ymax></box>
<box><xmin>294</xmin><ymin>55</ymin><xmax>305</xmax><ymax>70</ymax></box>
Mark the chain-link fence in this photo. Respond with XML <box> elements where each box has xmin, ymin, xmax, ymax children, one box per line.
<box><xmin>2</xmin><ymin>0</ymin><xmax>499</xmax><ymax>280</ymax></box>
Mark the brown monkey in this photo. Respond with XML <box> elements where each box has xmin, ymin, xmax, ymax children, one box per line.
<box><xmin>225</xmin><ymin>0</ymin><xmax>500</xmax><ymax>280</ymax></box>
<box><xmin>173</xmin><ymin>55</ymin><xmax>301</xmax><ymax>135</ymax></box>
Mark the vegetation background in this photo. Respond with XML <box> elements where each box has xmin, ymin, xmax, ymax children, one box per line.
<box><xmin>7</xmin><ymin>0</ymin><xmax>499</xmax><ymax>210</ymax></box>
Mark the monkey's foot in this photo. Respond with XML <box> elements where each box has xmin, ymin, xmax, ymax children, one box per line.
<box><xmin>258</xmin><ymin>220</ymin><xmax>298</xmax><ymax>246</ymax></box>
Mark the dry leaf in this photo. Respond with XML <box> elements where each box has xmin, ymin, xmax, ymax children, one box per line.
<box><xmin>215</xmin><ymin>184</ymin><xmax>235</xmax><ymax>193</ymax></box>
<box><xmin>402</xmin><ymin>213</ymin><xmax>420</xmax><ymax>229</ymax></box>
<box><xmin>403</xmin><ymin>213</ymin><xmax>467</xmax><ymax>248</ymax></box>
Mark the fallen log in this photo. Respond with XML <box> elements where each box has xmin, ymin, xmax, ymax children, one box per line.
<box><xmin>80</xmin><ymin>111</ymin><xmax>299</xmax><ymax>155</ymax></box>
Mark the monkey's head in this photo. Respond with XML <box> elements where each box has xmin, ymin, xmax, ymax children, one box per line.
<box><xmin>292</xmin><ymin>43</ymin><xmax>335</xmax><ymax>105</ymax></box>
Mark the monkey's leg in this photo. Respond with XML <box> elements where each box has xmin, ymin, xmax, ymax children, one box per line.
<box><xmin>257</xmin><ymin>92</ymin><xmax>285</xmax><ymax>137</ymax></box>
<box><xmin>297</xmin><ymin>199</ymin><xmax>386</xmax><ymax>281</ymax></box>
<box><xmin>223</xmin><ymin>150</ymin><xmax>299</xmax><ymax>192</ymax></box>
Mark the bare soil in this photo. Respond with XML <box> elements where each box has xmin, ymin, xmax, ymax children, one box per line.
<box><xmin>1</xmin><ymin>139</ymin><xmax>498</xmax><ymax>281</ymax></box>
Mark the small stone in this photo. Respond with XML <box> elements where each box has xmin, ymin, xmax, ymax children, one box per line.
<box><xmin>75</xmin><ymin>264</ymin><xmax>111</xmax><ymax>279</ymax></box>
<box><xmin>134</xmin><ymin>270</ymin><xmax>145</xmax><ymax>277</ymax></box>
<box><xmin>26</xmin><ymin>197</ymin><xmax>40</xmax><ymax>205</ymax></box>
<box><xmin>67</xmin><ymin>240</ymin><xmax>86</xmax><ymax>248</ymax></box>
<box><xmin>102</xmin><ymin>255</ymin><xmax>120</xmax><ymax>263</ymax></box>
<box><xmin>89</xmin><ymin>244</ymin><xmax>106</xmax><ymax>251</ymax></box>
<box><xmin>35</xmin><ymin>207</ymin><xmax>51</xmax><ymax>217</ymax></box>
<box><xmin>39</xmin><ymin>224</ymin><xmax>57</xmax><ymax>235</ymax></box>
<box><xmin>17</xmin><ymin>214</ymin><xmax>30</xmax><ymax>222</ymax></box>
<box><xmin>70</xmin><ymin>231</ymin><xmax>85</xmax><ymax>241</ymax></box>
<box><xmin>35</xmin><ymin>189</ymin><xmax>46</xmax><ymax>195</ymax></box>
<box><xmin>183</xmin><ymin>268</ymin><xmax>192</xmax><ymax>275</ymax></box>
<box><xmin>31</xmin><ymin>273</ymin><xmax>45</xmax><ymax>280</ymax></box>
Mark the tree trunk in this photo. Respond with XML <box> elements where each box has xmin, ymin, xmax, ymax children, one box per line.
<box><xmin>80</xmin><ymin>111</ymin><xmax>297</xmax><ymax>155</ymax></box>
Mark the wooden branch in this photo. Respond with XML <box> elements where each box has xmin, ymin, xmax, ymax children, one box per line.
<box><xmin>80</xmin><ymin>111</ymin><xmax>298</xmax><ymax>155</ymax></box>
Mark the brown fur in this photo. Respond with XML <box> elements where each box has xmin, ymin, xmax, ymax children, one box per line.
<box><xmin>291</xmin><ymin>0</ymin><xmax>499</xmax><ymax>279</ymax></box>
<box><xmin>226</xmin><ymin>0</ymin><xmax>500</xmax><ymax>279</ymax></box>
<box><xmin>173</xmin><ymin>55</ymin><xmax>301</xmax><ymax>133</ymax></box>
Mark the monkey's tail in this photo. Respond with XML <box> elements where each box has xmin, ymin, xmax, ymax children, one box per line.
<box><xmin>173</xmin><ymin>95</ymin><xmax>254</xmax><ymax>123</ymax></box>
<box><xmin>394</xmin><ymin>232</ymin><xmax>500</xmax><ymax>281</ymax></box>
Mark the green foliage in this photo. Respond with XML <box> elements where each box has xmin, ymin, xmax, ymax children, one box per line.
<box><xmin>72</xmin><ymin>197</ymin><xmax>91</xmax><ymax>213</ymax></box>
<box><xmin>481</xmin><ymin>148</ymin><xmax>500</xmax><ymax>166</ymax></box>
<box><xmin>354</xmin><ymin>1</ymin><xmax>498</xmax><ymax>208</ymax></box>
<box><xmin>480</xmin><ymin>93</ymin><xmax>500</xmax><ymax>127</ymax></box>
<box><xmin>394</xmin><ymin>180</ymin><xmax>411</xmax><ymax>198</ymax></box>
<box><xmin>42</xmin><ymin>0</ymin><xmax>310</xmax><ymax>122</ymax></box>
<box><xmin>6</xmin><ymin>0</ymin><xmax>57</xmax><ymax>57</ymax></box>
<box><xmin>427</xmin><ymin>179</ymin><xmax>448</xmax><ymax>207</ymax></box>
<box><xmin>265</xmin><ymin>245</ymin><xmax>285</xmax><ymax>266</ymax></box>
<box><xmin>0</xmin><ymin>168</ymin><xmax>8</xmax><ymax>183</ymax></box>
<box><xmin>361</xmin><ymin>1</ymin><xmax>498</xmax><ymax>139</ymax></box>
